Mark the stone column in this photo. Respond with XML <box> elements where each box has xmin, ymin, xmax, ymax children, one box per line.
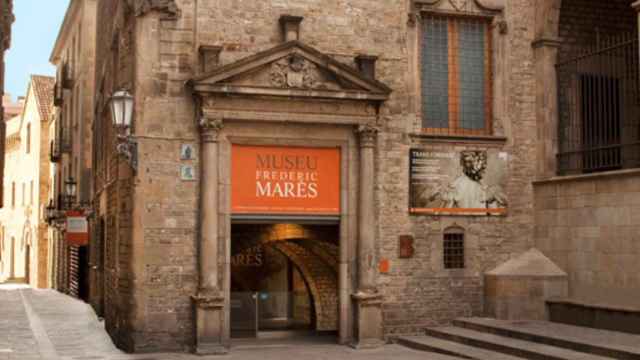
<box><xmin>192</xmin><ymin>116</ymin><xmax>227</xmax><ymax>355</ymax></box>
<box><xmin>533</xmin><ymin>37</ymin><xmax>562</xmax><ymax>179</ymax></box>
<box><xmin>352</xmin><ymin>124</ymin><xmax>384</xmax><ymax>349</ymax></box>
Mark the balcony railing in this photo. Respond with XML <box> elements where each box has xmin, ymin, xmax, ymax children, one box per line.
<box><xmin>556</xmin><ymin>32</ymin><xmax>640</xmax><ymax>175</ymax></box>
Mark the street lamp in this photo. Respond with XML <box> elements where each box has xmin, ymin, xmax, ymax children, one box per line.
<box><xmin>109</xmin><ymin>90</ymin><xmax>137</xmax><ymax>172</ymax></box>
<box><xmin>65</xmin><ymin>176</ymin><xmax>77</xmax><ymax>209</ymax></box>
<box><xmin>110</xmin><ymin>90</ymin><xmax>134</xmax><ymax>131</ymax></box>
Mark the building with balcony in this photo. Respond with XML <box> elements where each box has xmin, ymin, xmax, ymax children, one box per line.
<box><xmin>48</xmin><ymin>0</ymin><xmax>98</xmax><ymax>301</ymax></box>
<box><xmin>0</xmin><ymin>75</ymin><xmax>54</xmax><ymax>287</ymax></box>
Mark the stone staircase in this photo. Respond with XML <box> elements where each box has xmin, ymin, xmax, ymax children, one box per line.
<box><xmin>395</xmin><ymin>317</ymin><xmax>640</xmax><ymax>360</ymax></box>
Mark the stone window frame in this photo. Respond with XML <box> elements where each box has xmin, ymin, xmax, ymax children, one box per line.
<box><xmin>410</xmin><ymin>0</ymin><xmax>507</xmax><ymax>139</ymax></box>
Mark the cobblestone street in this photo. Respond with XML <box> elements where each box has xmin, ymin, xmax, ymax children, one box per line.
<box><xmin>0</xmin><ymin>285</ymin><xmax>456</xmax><ymax>360</ymax></box>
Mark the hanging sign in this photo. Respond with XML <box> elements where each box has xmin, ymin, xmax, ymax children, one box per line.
<box><xmin>231</xmin><ymin>145</ymin><xmax>341</xmax><ymax>215</ymax></box>
<box><xmin>66</xmin><ymin>210</ymin><xmax>89</xmax><ymax>246</ymax></box>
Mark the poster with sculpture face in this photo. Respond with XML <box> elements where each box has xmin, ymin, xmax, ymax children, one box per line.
<box><xmin>409</xmin><ymin>149</ymin><xmax>508</xmax><ymax>215</ymax></box>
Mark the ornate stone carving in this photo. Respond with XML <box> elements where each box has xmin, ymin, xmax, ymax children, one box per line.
<box><xmin>449</xmin><ymin>0</ymin><xmax>468</xmax><ymax>11</ymax></box>
<box><xmin>413</xmin><ymin>0</ymin><xmax>505</xmax><ymax>12</ymax></box>
<box><xmin>199</xmin><ymin>117</ymin><xmax>224</xmax><ymax>143</ymax></box>
<box><xmin>192</xmin><ymin>291</ymin><xmax>225</xmax><ymax>310</ymax></box>
<box><xmin>356</xmin><ymin>124</ymin><xmax>379</xmax><ymax>148</ymax></box>
<box><xmin>134</xmin><ymin>0</ymin><xmax>180</xmax><ymax>20</ymax></box>
<box><xmin>476</xmin><ymin>0</ymin><xmax>505</xmax><ymax>11</ymax></box>
<box><xmin>270</xmin><ymin>54</ymin><xmax>323</xmax><ymax>89</ymax></box>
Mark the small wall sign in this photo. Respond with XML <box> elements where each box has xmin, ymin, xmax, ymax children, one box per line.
<box><xmin>181</xmin><ymin>144</ymin><xmax>195</xmax><ymax>160</ymax></box>
<box><xmin>181</xmin><ymin>165</ymin><xmax>196</xmax><ymax>181</ymax></box>
<box><xmin>379</xmin><ymin>259</ymin><xmax>390</xmax><ymax>274</ymax></box>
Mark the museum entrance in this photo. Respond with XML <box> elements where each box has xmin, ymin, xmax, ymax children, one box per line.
<box><xmin>230</xmin><ymin>223</ymin><xmax>339</xmax><ymax>340</ymax></box>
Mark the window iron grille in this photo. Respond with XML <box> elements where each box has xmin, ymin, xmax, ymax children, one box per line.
<box><xmin>556</xmin><ymin>31</ymin><xmax>640</xmax><ymax>175</ymax></box>
<box><xmin>444</xmin><ymin>232</ymin><xmax>465</xmax><ymax>269</ymax></box>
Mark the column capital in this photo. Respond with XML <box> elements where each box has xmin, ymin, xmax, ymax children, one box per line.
<box><xmin>199</xmin><ymin>117</ymin><xmax>224</xmax><ymax>143</ymax></box>
<box><xmin>633</xmin><ymin>1</ymin><xmax>640</xmax><ymax>11</ymax></box>
<box><xmin>356</xmin><ymin>124</ymin><xmax>379</xmax><ymax>148</ymax></box>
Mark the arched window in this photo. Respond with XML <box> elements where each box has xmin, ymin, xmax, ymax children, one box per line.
<box><xmin>444</xmin><ymin>227</ymin><xmax>465</xmax><ymax>269</ymax></box>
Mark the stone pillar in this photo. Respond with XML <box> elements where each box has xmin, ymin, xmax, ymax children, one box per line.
<box><xmin>192</xmin><ymin>117</ymin><xmax>227</xmax><ymax>355</ymax></box>
<box><xmin>532</xmin><ymin>37</ymin><xmax>562</xmax><ymax>179</ymax></box>
<box><xmin>352</xmin><ymin>124</ymin><xmax>384</xmax><ymax>349</ymax></box>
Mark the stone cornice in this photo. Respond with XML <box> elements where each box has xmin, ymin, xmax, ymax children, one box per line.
<box><xmin>134</xmin><ymin>0</ymin><xmax>181</xmax><ymax>20</ymax></box>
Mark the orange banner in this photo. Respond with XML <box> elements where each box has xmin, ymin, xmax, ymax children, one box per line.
<box><xmin>231</xmin><ymin>145</ymin><xmax>341</xmax><ymax>215</ymax></box>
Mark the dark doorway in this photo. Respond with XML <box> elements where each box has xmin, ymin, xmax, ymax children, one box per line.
<box><xmin>230</xmin><ymin>223</ymin><xmax>339</xmax><ymax>340</ymax></box>
<box><xmin>78</xmin><ymin>246</ymin><xmax>89</xmax><ymax>301</ymax></box>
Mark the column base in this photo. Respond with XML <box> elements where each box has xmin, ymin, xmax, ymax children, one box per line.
<box><xmin>195</xmin><ymin>343</ymin><xmax>229</xmax><ymax>356</ymax></box>
<box><xmin>193</xmin><ymin>290</ymin><xmax>227</xmax><ymax>356</ymax></box>
<box><xmin>351</xmin><ymin>291</ymin><xmax>385</xmax><ymax>349</ymax></box>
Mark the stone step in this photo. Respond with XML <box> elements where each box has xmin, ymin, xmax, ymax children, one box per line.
<box><xmin>396</xmin><ymin>335</ymin><xmax>526</xmax><ymax>360</ymax></box>
<box><xmin>453</xmin><ymin>317</ymin><xmax>640</xmax><ymax>360</ymax></box>
<box><xmin>423</xmin><ymin>326</ymin><xmax>615</xmax><ymax>360</ymax></box>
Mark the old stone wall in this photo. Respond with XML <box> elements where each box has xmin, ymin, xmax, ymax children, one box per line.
<box><xmin>534</xmin><ymin>173</ymin><xmax>640</xmax><ymax>309</ymax></box>
<box><xmin>95</xmin><ymin>0</ymin><xmax>139</xmax><ymax>351</ymax></box>
<box><xmin>378</xmin><ymin>0</ymin><xmax>538</xmax><ymax>335</ymax></box>
<box><xmin>558</xmin><ymin>0</ymin><xmax>636</xmax><ymax>62</ymax></box>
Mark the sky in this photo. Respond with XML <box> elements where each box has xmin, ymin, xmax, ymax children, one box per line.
<box><xmin>5</xmin><ymin>0</ymin><xmax>70</xmax><ymax>100</ymax></box>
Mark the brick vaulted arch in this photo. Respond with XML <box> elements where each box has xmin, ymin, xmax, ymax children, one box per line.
<box><xmin>271</xmin><ymin>241</ymin><xmax>338</xmax><ymax>331</ymax></box>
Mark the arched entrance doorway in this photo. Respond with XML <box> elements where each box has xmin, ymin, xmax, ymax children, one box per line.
<box><xmin>230</xmin><ymin>224</ymin><xmax>339</xmax><ymax>339</ymax></box>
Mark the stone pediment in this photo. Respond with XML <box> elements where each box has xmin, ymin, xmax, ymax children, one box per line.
<box><xmin>188</xmin><ymin>41</ymin><xmax>391</xmax><ymax>102</ymax></box>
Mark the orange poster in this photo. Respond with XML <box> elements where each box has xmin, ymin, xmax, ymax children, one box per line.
<box><xmin>232</xmin><ymin>145</ymin><xmax>341</xmax><ymax>215</ymax></box>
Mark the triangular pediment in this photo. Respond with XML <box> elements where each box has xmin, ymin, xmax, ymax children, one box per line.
<box><xmin>189</xmin><ymin>41</ymin><xmax>391</xmax><ymax>101</ymax></box>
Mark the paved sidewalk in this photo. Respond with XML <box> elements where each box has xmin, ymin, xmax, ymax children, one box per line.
<box><xmin>0</xmin><ymin>284</ymin><xmax>455</xmax><ymax>360</ymax></box>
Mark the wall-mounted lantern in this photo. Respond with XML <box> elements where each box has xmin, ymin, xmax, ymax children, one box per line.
<box><xmin>109</xmin><ymin>90</ymin><xmax>137</xmax><ymax>172</ymax></box>
<box><xmin>64</xmin><ymin>177</ymin><xmax>77</xmax><ymax>209</ymax></box>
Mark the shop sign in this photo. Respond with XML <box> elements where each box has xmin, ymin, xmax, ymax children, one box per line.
<box><xmin>66</xmin><ymin>210</ymin><xmax>88</xmax><ymax>246</ymax></box>
<box><xmin>409</xmin><ymin>149</ymin><xmax>508</xmax><ymax>215</ymax></box>
<box><xmin>232</xmin><ymin>145</ymin><xmax>341</xmax><ymax>215</ymax></box>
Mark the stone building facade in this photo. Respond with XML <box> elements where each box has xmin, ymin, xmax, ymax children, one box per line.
<box><xmin>47</xmin><ymin>0</ymin><xmax>97</xmax><ymax>300</ymax></box>
<box><xmin>0</xmin><ymin>0</ymin><xmax>13</xmax><ymax>208</ymax></box>
<box><xmin>85</xmin><ymin>0</ymin><xmax>640</xmax><ymax>355</ymax></box>
<box><xmin>0</xmin><ymin>75</ymin><xmax>55</xmax><ymax>287</ymax></box>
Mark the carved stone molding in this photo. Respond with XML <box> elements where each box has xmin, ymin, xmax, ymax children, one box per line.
<box><xmin>356</xmin><ymin>124</ymin><xmax>379</xmax><ymax>148</ymax></box>
<box><xmin>199</xmin><ymin>117</ymin><xmax>224</xmax><ymax>143</ymax></box>
<box><xmin>352</xmin><ymin>291</ymin><xmax>383</xmax><ymax>306</ymax></box>
<box><xmin>134</xmin><ymin>0</ymin><xmax>180</xmax><ymax>20</ymax></box>
<box><xmin>192</xmin><ymin>290</ymin><xmax>225</xmax><ymax>310</ymax></box>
